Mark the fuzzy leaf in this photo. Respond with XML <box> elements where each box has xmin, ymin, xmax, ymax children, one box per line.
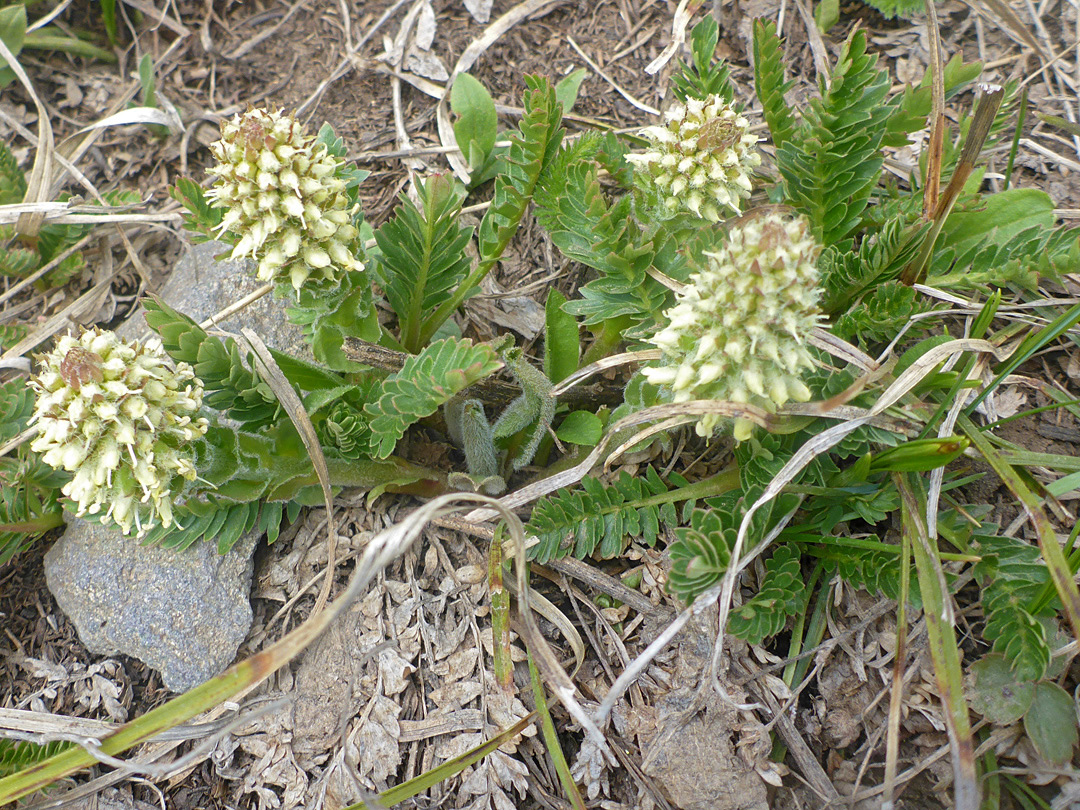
<box><xmin>0</xmin><ymin>138</ymin><xmax>27</xmax><ymax>204</ymax></box>
<box><xmin>974</xmin><ymin>531</ymin><xmax>1055</xmax><ymax>682</ymax></box>
<box><xmin>365</xmin><ymin>338</ymin><xmax>502</xmax><ymax>459</ymax></box>
<box><xmin>420</xmin><ymin>76</ymin><xmax>563</xmax><ymax>345</ymax></box>
<box><xmin>0</xmin><ymin>740</ymin><xmax>73</xmax><ymax>779</ymax></box>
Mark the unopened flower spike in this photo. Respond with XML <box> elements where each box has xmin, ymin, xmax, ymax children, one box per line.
<box><xmin>29</xmin><ymin>329</ymin><xmax>209</xmax><ymax>536</ymax></box>
<box><xmin>625</xmin><ymin>94</ymin><xmax>761</xmax><ymax>222</ymax></box>
<box><xmin>206</xmin><ymin>107</ymin><xmax>363</xmax><ymax>291</ymax></box>
<box><xmin>643</xmin><ymin>212</ymin><xmax>823</xmax><ymax>441</ymax></box>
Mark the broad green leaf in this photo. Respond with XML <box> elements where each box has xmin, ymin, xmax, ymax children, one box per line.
<box><xmin>554</xmin><ymin>68</ymin><xmax>587</xmax><ymax>114</ymax></box>
<box><xmin>138</xmin><ymin>53</ymin><xmax>155</xmax><ymax>106</ymax></box>
<box><xmin>814</xmin><ymin>0</ymin><xmax>839</xmax><ymax>30</ymax></box>
<box><xmin>931</xmin><ymin>188</ymin><xmax>1057</xmax><ymax>276</ymax></box>
<box><xmin>0</xmin><ymin>5</ymin><xmax>26</xmax><ymax>62</ymax></box>
<box><xmin>969</xmin><ymin>654</ymin><xmax>1035</xmax><ymax>725</ymax></box>
<box><xmin>100</xmin><ymin>0</ymin><xmax>118</xmax><ymax>46</ymax></box>
<box><xmin>555</xmin><ymin>410</ymin><xmax>602</xmax><ymax>446</ymax></box>
<box><xmin>451</xmin><ymin>72</ymin><xmax>497</xmax><ymax>171</ymax></box>
<box><xmin>543</xmin><ymin>288</ymin><xmax>578</xmax><ymax>383</ymax></box>
<box><xmin>1024</xmin><ymin>682</ymin><xmax>1079</xmax><ymax>766</ymax></box>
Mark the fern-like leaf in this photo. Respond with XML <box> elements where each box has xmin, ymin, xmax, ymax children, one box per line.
<box><xmin>169</xmin><ymin>177</ymin><xmax>224</xmax><ymax>242</ymax></box>
<box><xmin>670</xmin><ymin>17</ymin><xmax>734</xmax><ymax>103</ymax></box>
<box><xmin>365</xmin><ymin>338</ymin><xmax>503</xmax><ymax>459</ymax></box>
<box><xmin>973</xmin><ymin>532</ymin><xmax>1055</xmax><ymax>682</ymax></box>
<box><xmin>525</xmin><ymin>467</ymin><xmax>690</xmax><ymax>563</ymax></box>
<box><xmin>0</xmin><ymin>140</ymin><xmax>27</xmax><ymax>204</ymax></box>
<box><xmin>728</xmin><ymin>545</ymin><xmax>804</xmax><ymax>644</ymax></box>
<box><xmin>374</xmin><ymin>173</ymin><xmax>473</xmax><ymax>352</ymax></box>
<box><xmin>775</xmin><ymin>28</ymin><xmax>891</xmax><ymax>246</ymax></box>
<box><xmin>534</xmin><ymin>137</ymin><xmax>675</xmax><ymax>332</ymax></box>
<box><xmin>419</xmin><ymin>75</ymin><xmax>563</xmax><ymax>345</ymax></box>
<box><xmin>832</xmin><ymin>280</ymin><xmax>930</xmax><ymax>346</ymax></box>
<box><xmin>142</xmin><ymin>499</ymin><xmax>299</xmax><ymax>553</ymax></box>
<box><xmin>830</xmin><ymin>544</ymin><xmax>924</xmax><ymax>609</ymax></box>
<box><xmin>0</xmin><ymin>740</ymin><xmax>74</xmax><ymax>778</ymax></box>
<box><xmin>286</xmin><ymin>269</ymin><xmax>379</xmax><ymax>370</ymax></box>
<box><xmin>752</xmin><ymin>20</ymin><xmax>797</xmax><ymax>151</ymax></box>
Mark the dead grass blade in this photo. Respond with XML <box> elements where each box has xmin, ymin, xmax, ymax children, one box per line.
<box><xmin>240</xmin><ymin>328</ymin><xmax>336</xmax><ymax>615</ymax></box>
<box><xmin>0</xmin><ymin>31</ymin><xmax>53</xmax><ymax>239</ymax></box>
<box><xmin>922</xmin><ymin>0</ymin><xmax>946</xmax><ymax>219</ymax></box>
<box><xmin>644</xmin><ymin>0</ymin><xmax>700</xmax><ymax>76</ymax></box>
<box><xmin>970</xmin><ymin>0</ymin><xmax>1047</xmax><ymax>59</ymax></box>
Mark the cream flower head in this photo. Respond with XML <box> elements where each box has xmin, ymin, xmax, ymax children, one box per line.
<box><xmin>643</xmin><ymin>212</ymin><xmax>822</xmax><ymax>440</ymax></box>
<box><xmin>29</xmin><ymin>329</ymin><xmax>209</xmax><ymax>536</ymax></box>
<box><xmin>626</xmin><ymin>94</ymin><xmax>761</xmax><ymax>222</ymax></box>
<box><xmin>207</xmin><ymin>108</ymin><xmax>363</xmax><ymax>290</ymax></box>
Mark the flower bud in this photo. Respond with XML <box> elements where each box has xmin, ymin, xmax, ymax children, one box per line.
<box><xmin>626</xmin><ymin>94</ymin><xmax>761</xmax><ymax>222</ymax></box>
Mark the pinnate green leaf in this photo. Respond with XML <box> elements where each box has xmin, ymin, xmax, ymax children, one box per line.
<box><xmin>365</xmin><ymin>338</ymin><xmax>502</xmax><ymax>459</ymax></box>
<box><xmin>526</xmin><ymin>467</ymin><xmax>687</xmax><ymax>563</ymax></box>
<box><xmin>374</xmin><ymin>173</ymin><xmax>472</xmax><ymax>352</ymax></box>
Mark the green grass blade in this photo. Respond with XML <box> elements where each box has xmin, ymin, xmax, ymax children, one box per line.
<box><xmin>371</xmin><ymin>713</ymin><xmax>536</xmax><ymax>808</ymax></box>
<box><xmin>528</xmin><ymin>654</ymin><xmax>586</xmax><ymax>809</ymax></box>
<box><xmin>897</xmin><ymin>473</ymin><xmax>978</xmax><ymax>810</ymax></box>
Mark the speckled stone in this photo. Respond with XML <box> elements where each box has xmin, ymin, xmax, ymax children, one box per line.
<box><xmin>44</xmin><ymin>239</ymin><xmax>305</xmax><ymax>692</ymax></box>
<box><xmin>44</xmin><ymin>519</ymin><xmax>258</xmax><ymax>692</ymax></box>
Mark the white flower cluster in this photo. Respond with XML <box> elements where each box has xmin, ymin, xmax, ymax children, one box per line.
<box><xmin>30</xmin><ymin>329</ymin><xmax>209</xmax><ymax>536</ymax></box>
<box><xmin>207</xmin><ymin>108</ymin><xmax>363</xmax><ymax>290</ymax></box>
<box><xmin>643</xmin><ymin>212</ymin><xmax>822</xmax><ymax>441</ymax></box>
<box><xmin>626</xmin><ymin>94</ymin><xmax>761</xmax><ymax>222</ymax></box>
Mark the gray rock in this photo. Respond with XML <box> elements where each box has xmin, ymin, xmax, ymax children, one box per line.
<box><xmin>119</xmin><ymin>239</ymin><xmax>311</xmax><ymax>360</ymax></box>
<box><xmin>44</xmin><ymin>518</ymin><xmax>259</xmax><ymax>692</ymax></box>
<box><xmin>45</xmin><ymin>239</ymin><xmax>305</xmax><ymax>692</ymax></box>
